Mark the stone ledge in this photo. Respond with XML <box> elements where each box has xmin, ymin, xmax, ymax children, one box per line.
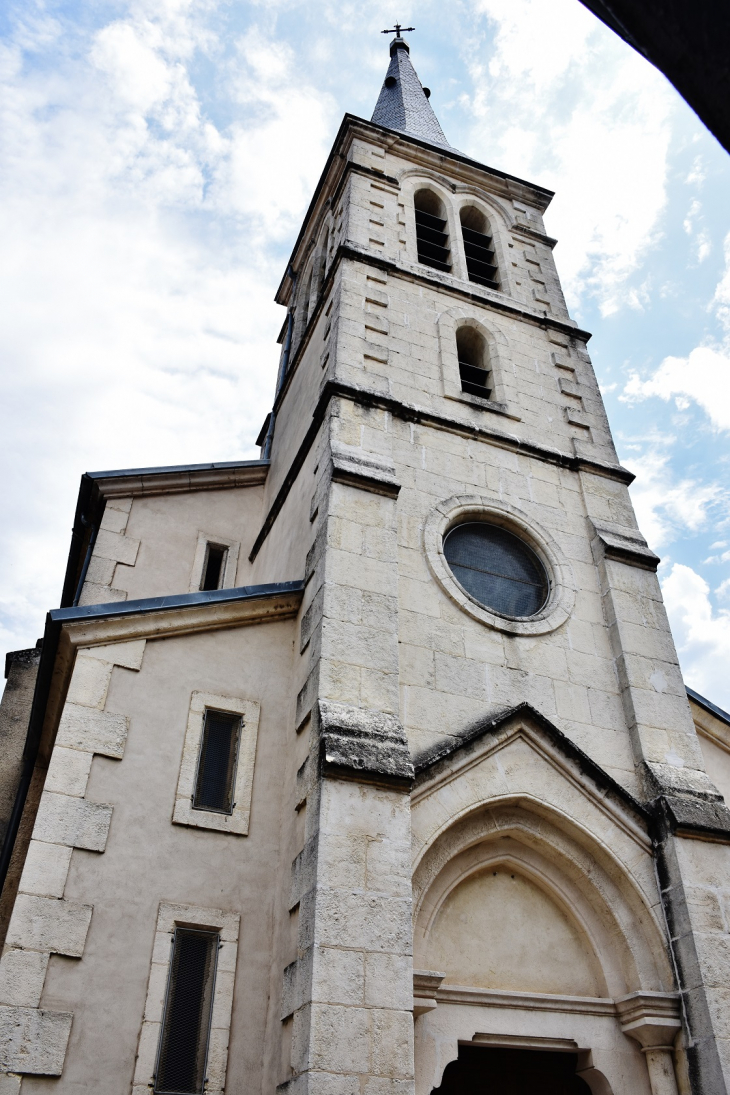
<box><xmin>318</xmin><ymin>700</ymin><xmax>414</xmax><ymax>787</ymax></box>
<box><xmin>330</xmin><ymin>442</ymin><xmax>401</xmax><ymax>499</ymax></box>
<box><xmin>655</xmin><ymin>794</ymin><xmax>730</xmax><ymax>842</ymax></box>
<box><xmin>88</xmin><ymin>460</ymin><xmax>269</xmax><ymax>499</ymax></box>
<box><xmin>591</xmin><ymin>519</ymin><xmax>660</xmax><ymax>571</ymax></box>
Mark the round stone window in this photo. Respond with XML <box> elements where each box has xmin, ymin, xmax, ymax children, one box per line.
<box><xmin>443</xmin><ymin>522</ymin><xmax>549</xmax><ymax>618</ymax></box>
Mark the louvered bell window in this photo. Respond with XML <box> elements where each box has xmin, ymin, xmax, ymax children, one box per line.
<box><xmin>460</xmin><ymin>207</ymin><xmax>500</xmax><ymax>290</ymax></box>
<box><xmin>462</xmin><ymin>226</ymin><xmax>499</xmax><ymax>288</ymax></box>
<box><xmin>155</xmin><ymin>927</ymin><xmax>219</xmax><ymax>1095</ymax></box>
<box><xmin>444</xmin><ymin>523</ymin><xmax>548</xmax><ymax>618</ymax></box>
<box><xmin>456</xmin><ymin>327</ymin><xmax>491</xmax><ymax>399</ymax></box>
<box><xmin>415</xmin><ymin>208</ymin><xmax>451</xmax><ymax>271</ymax></box>
<box><xmin>193</xmin><ymin>710</ymin><xmax>242</xmax><ymax>814</ymax></box>
<box><xmin>414</xmin><ymin>190</ymin><xmax>451</xmax><ymax>273</ymax></box>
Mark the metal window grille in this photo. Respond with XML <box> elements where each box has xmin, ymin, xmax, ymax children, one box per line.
<box><xmin>444</xmin><ymin>522</ymin><xmax>548</xmax><ymax>618</ymax></box>
<box><xmin>415</xmin><ymin>208</ymin><xmax>451</xmax><ymax>272</ymax></box>
<box><xmin>193</xmin><ymin>710</ymin><xmax>242</xmax><ymax>814</ymax></box>
<box><xmin>154</xmin><ymin>927</ymin><xmax>219</xmax><ymax>1095</ymax></box>
<box><xmin>200</xmin><ymin>544</ymin><xmax>227</xmax><ymax>592</ymax></box>
<box><xmin>461</xmin><ymin>224</ymin><xmax>500</xmax><ymax>290</ymax></box>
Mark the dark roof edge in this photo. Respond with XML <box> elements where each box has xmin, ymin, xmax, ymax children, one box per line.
<box><xmin>687</xmin><ymin>686</ymin><xmax>730</xmax><ymax>729</ymax></box>
<box><xmin>413</xmin><ymin>701</ymin><xmax>650</xmax><ymax>821</ymax></box>
<box><xmin>274</xmin><ymin>112</ymin><xmax>555</xmax><ymax>303</ymax></box>
<box><xmin>86</xmin><ymin>458</ymin><xmax>268</xmax><ymax>481</ymax></box>
<box><xmin>50</xmin><ymin>581</ymin><xmax>304</xmax><ymax>627</ymax></box>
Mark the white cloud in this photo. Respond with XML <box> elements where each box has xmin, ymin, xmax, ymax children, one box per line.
<box><xmin>622</xmin><ymin>232</ymin><xmax>730</xmax><ymax>429</ymax></box>
<box><xmin>622</xmin><ymin>345</ymin><xmax>730</xmax><ymax>431</ymax></box>
<box><xmin>662</xmin><ymin>564</ymin><xmax>730</xmax><ymax>710</ymax></box>
<box><xmin>714</xmin><ymin>231</ymin><xmax>730</xmax><ymax>333</ymax></box>
<box><xmin>464</xmin><ymin>0</ymin><xmax>674</xmax><ymax>315</ymax></box>
<box><xmin>686</xmin><ymin>155</ymin><xmax>706</xmax><ymax>186</ymax></box>
<box><xmin>0</xmin><ymin>0</ymin><xmax>334</xmax><ymax>651</ymax></box>
<box><xmin>626</xmin><ymin>450</ymin><xmax>723</xmax><ymax>551</ymax></box>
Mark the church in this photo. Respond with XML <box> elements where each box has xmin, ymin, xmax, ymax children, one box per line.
<box><xmin>1</xmin><ymin>28</ymin><xmax>730</xmax><ymax>1095</ymax></box>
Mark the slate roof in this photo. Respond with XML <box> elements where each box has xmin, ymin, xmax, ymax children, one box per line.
<box><xmin>371</xmin><ymin>37</ymin><xmax>455</xmax><ymax>152</ymax></box>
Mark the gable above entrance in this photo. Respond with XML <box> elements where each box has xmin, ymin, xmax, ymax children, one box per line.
<box><xmin>412</xmin><ymin>701</ymin><xmax>649</xmax><ymax>850</ymax></box>
<box><xmin>410</xmin><ymin>703</ymin><xmax>673</xmax><ymax>1005</ymax></box>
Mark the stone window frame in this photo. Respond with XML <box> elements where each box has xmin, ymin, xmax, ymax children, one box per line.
<box><xmin>133</xmin><ymin>901</ymin><xmax>240</xmax><ymax>1095</ymax></box>
<box><xmin>173</xmin><ymin>690</ymin><xmax>261</xmax><ymax>835</ymax></box>
<box><xmin>188</xmin><ymin>531</ymin><xmax>241</xmax><ymax>593</ymax></box>
<box><xmin>436</xmin><ymin>307</ymin><xmax>517</xmax><ymax>418</ymax></box>
<box><xmin>424</xmin><ymin>494</ymin><xmax>575</xmax><ymax>636</ymax></box>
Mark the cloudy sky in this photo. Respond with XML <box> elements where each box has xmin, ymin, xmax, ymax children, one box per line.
<box><xmin>2</xmin><ymin>0</ymin><xmax>730</xmax><ymax>707</ymax></box>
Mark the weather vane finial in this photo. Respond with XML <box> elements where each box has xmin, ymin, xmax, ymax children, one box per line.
<box><xmin>381</xmin><ymin>23</ymin><xmax>415</xmax><ymax>38</ymax></box>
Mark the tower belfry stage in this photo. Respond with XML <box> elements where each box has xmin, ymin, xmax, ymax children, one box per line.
<box><xmin>1</xmin><ymin>31</ymin><xmax>730</xmax><ymax>1095</ymax></box>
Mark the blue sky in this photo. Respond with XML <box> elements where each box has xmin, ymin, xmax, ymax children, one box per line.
<box><xmin>1</xmin><ymin>0</ymin><xmax>730</xmax><ymax>706</ymax></box>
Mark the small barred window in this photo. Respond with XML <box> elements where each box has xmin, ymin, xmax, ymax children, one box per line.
<box><xmin>155</xmin><ymin>927</ymin><xmax>219</xmax><ymax>1095</ymax></box>
<box><xmin>193</xmin><ymin>710</ymin><xmax>242</xmax><ymax>814</ymax></box>
<box><xmin>443</xmin><ymin>523</ymin><xmax>548</xmax><ymax>618</ymax></box>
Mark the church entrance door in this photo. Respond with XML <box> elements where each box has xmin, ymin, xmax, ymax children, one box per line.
<box><xmin>431</xmin><ymin>1044</ymin><xmax>593</xmax><ymax>1094</ymax></box>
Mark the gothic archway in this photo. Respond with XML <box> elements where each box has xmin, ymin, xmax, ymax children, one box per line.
<box><xmin>409</xmin><ymin>713</ymin><xmax>682</xmax><ymax>1095</ymax></box>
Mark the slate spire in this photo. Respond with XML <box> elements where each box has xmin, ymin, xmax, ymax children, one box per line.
<box><xmin>371</xmin><ymin>34</ymin><xmax>453</xmax><ymax>151</ymax></box>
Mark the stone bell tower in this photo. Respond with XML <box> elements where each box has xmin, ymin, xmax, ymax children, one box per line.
<box><xmin>269</xmin><ymin>29</ymin><xmax>730</xmax><ymax>1095</ymax></box>
<box><xmin>2</xmin><ymin>28</ymin><xmax>730</xmax><ymax>1095</ymax></box>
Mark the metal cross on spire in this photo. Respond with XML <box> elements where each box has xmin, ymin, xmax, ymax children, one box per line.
<box><xmin>381</xmin><ymin>23</ymin><xmax>415</xmax><ymax>38</ymax></box>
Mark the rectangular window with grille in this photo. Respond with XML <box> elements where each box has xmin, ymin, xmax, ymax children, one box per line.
<box><xmin>193</xmin><ymin>710</ymin><xmax>242</xmax><ymax>814</ymax></box>
<box><xmin>155</xmin><ymin>927</ymin><xmax>219</xmax><ymax>1095</ymax></box>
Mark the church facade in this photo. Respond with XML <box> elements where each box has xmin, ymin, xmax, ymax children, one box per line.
<box><xmin>1</xmin><ymin>31</ymin><xmax>730</xmax><ymax>1095</ymax></box>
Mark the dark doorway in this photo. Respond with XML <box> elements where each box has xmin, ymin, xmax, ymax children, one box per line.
<box><xmin>431</xmin><ymin>1044</ymin><xmax>592</xmax><ymax>1095</ymax></box>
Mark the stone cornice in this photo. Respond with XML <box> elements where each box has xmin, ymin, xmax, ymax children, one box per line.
<box><xmin>318</xmin><ymin>700</ymin><xmax>414</xmax><ymax>789</ymax></box>
<box><xmin>89</xmin><ymin>460</ymin><xmax>269</xmax><ymax>499</ymax></box>
<box><xmin>590</xmin><ymin>519</ymin><xmax>661</xmax><ymax>572</ymax></box>
<box><xmin>251</xmin><ymin>380</ymin><xmax>635</xmax><ymax>561</ymax></box>
<box><xmin>274</xmin><ymin>243</ymin><xmax>590</xmax><ymax>416</ymax></box>
<box><xmin>55</xmin><ymin>583</ymin><xmax>304</xmax><ymax>650</ymax></box>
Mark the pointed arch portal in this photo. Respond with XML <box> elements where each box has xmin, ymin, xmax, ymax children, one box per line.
<box><xmin>410</xmin><ymin>706</ymin><xmax>682</xmax><ymax>1095</ymax></box>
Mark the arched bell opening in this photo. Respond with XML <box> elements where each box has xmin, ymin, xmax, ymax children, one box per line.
<box><xmin>455</xmin><ymin>325</ymin><xmax>491</xmax><ymax>399</ymax></box>
<box><xmin>414</xmin><ymin>188</ymin><xmax>451</xmax><ymax>273</ymax></box>
<box><xmin>459</xmin><ymin>204</ymin><xmax>500</xmax><ymax>290</ymax></box>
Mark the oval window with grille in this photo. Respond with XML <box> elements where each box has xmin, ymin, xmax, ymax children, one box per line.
<box><xmin>443</xmin><ymin>522</ymin><xmax>548</xmax><ymax>618</ymax></box>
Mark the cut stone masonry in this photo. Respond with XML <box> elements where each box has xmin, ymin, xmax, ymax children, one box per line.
<box><xmin>0</xmin><ymin>639</ymin><xmax>145</xmax><ymax>1080</ymax></box>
